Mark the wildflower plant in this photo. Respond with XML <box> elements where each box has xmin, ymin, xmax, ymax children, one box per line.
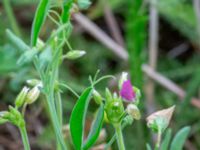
<box><xmin>0</xmin><ymin>0</ymin><xmax>192</xmax><ymax>150</ymax></box>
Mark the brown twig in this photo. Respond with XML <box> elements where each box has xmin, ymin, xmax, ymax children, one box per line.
<box><xmin>103</xmin><ymin>3</ymin><xmax>125</xmax><ymax>47</ymax></box>
<box><xmin>73</xmin><ymin>13</ymin><xmax>200</xmax><ymax>109</ymax></box>
<box><xmin>146</xmin><ymin>0</ymin><xmax>159</xmax><ymax>114</ymax></box>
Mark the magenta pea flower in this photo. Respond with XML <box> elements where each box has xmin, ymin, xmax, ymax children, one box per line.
<box><xmin>120</xmin><ymin>80</ymin><xmax>136</xmax><ymax>102</ymax></box>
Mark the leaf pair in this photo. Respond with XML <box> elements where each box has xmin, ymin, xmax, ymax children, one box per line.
<box><xmin>70</xmin><ymin>88</ymin><xmax>104</xmax><ymax>150</ymax></box>
<box><xmin>161</xmin><ymin>126</ymin><xmax>191</xmax><ymax>150</ymax></box>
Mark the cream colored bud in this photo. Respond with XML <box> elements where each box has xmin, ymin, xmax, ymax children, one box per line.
<box><xmin>26</xmin><ymin>86</ymin><xmax>40</xmax><ymax>104</ymax></box>
<box><xmin>15</xmin><ymin>86</ymin><xmax>29</xmax><ymax>108</ymax></box>
<box><xmin>126</xmin><ymin>104</ymin><xmax>141</xmax><ymax>120</ymax></box>
<box><xmin>26</xmin><ymin>79</ymin><xmax>42</xmax><ymax>87</ymax></box>
<box><xmin>119</xmin><ymin>72</ymin><xmax>128</xmax><ymax>89</ymax></box>
<box><xmin>93</xmin><ymin>89</ymin><xmax>102</xmax><ymax>105</ymax></box>
<box><xmin>146</xmin><ymin>105</ymin><xmax>175</xmax><ymax>130</ymax></box>
<box><xmin>64</xmin><ymin>50</ymin><xmax>86</xmax><ymax>60</ymax></box>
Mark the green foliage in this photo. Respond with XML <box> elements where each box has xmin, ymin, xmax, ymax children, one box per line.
<box><xmin>31</xmin><ymin>0</ymin><xmax>50</xmax><ymax>46</ymax></box>
<box><xmin>156</xmin><ymin>0</ymin><xmax>198</xmax><ymax>44</ymax></box>
<box><xmin>70</xmin><ymin>87</ymin><xmax>93</xmax><ymax>150</ymax></box>
<box><xmin>83</xmin><ymin>104</ymin><xmax>104</xmax><ymax>150</ymax></box>
<box><xmin>126</xmin><ymin>0</ymin><xmax>147</xmax><ymax>88</ymax></box>
<box><xmin>170</xmin><ymin>126</ymin><xmax>191</xmax><ymax>150</ymax></box>
<box><xmin>161</xmin><ymin>129</ymin><xmax>172</xmax><ymax>150</ymax></box>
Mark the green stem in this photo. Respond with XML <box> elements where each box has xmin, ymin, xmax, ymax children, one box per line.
<box><xmin>104</xmin><ymin>119</ymin><xmax>134</xmax><ymax>150</ymax></box>
<box><xmin>155</xmin><ymin>129</ymin><xmax>162</xmax><ymax>150</ymax></box>
<box><xmin>2</xmin><ymin>0</ymin><xmax>21</xmax><ymax>37</ymax></box>
<box><xmin>19</xmin><ymin>126</ymin><xmax>31</xmax><ymax>150</ymax></box>
<box><xmin>115</xmin><ymin>124</ymin><xmax>125</xmax><ymax>150</ymax></box>
<box><xmin>55</xmin><ymin>91</ymin><xmax>63</xmax><ymax>127</ymax></box>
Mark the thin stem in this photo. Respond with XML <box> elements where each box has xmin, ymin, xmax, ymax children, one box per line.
<box><xmin>55</xmin><ymin>91</ymin><xmax>63</xmax><ymax>127</ymax></box>
<box><xmin>115</xmin><ymin>124</ymin><xmax>125</xmax><ymax>150</ymax></box>
<box><xmin>155</xmin><ymin>129</ymin><xmax>162</xmax><ymax>150</ymax></box>
<box><xmin>2</xmin><ymin>0</ymin><xmax>21</xmax><ymax>37</ymax></box>
<box><xmin>19</xmin><ymin>126</ymin><xmax>31</xmax><ymax>150</ymax></box>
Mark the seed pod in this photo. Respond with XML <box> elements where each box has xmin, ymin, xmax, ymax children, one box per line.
<box><xmin>64</xmin><ymin>50</ymin><xmax>86</xmax><ymax>60</ymax></box>
<box><xmin>105</xmin><ymin>88</ymin><xmax>112</xmax><ymax>102</ymax></box>
<box><xmin>126</xmin><ymin>104</ymin><xmax>141</xmax><ymax>120</ymax></box>
<box><xmin>146</xmin><ymin>105</ymin><xmax>175</xmax><ymax>133</ymax></box>
<box><xmin>93</xmin><ymin>89</ymin><xmax>102</xmax><ymax>105</ymax></box>
<box><xmin>105</xmin><ymin>100</ymin><xmax>124</xmax><ymax>123</ymax></box>
<box><xmin>26</xmin><ymin>86</ymin><xmax>40</xmax><ymax>104</ymax></box>
<box><xmin>15</xmin><ymin>86</ymin><xmax>29</xmax><ymax>108</ymax></box>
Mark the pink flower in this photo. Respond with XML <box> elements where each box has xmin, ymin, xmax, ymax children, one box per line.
<box><xmin>119</xmin><ymin>80</ymin><xmax>136</xmax><ymax>102</ymax></box>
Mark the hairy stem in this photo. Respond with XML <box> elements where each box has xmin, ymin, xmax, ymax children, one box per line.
<box><xmin>19</xmin><ymin>126</ymin><xmax>30</xmax><ymax>150</ymax></box>
<box><xmin>115</xmin><ymin>124</ymin><xmax>125</xmax><ymax>150</ymax></box>
<box><xmin>155</xmin><ymin>129</ymin><xmax>162</xmax><ymax>150</ymax></box>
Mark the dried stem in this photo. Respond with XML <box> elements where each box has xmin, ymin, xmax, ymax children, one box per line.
<box><xmin>73</xmin><ymin>13</ymin><xmax>200</xmax><ymax>109</ymax></box>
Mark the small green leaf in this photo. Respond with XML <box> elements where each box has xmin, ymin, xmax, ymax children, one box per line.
<box><xmin>83</xmin><ymin>104</ymin><xmax>104</xmax><ymax>150</ymax></box>
<box><xmin>70</xmin><ymin>87</ymin><xmax>93</xmax><ymax>150</ymax></box>
<box><xmin>170</xmin><ymin>126</ymin><xmax>191</xmax><ymax>150</ymax></box>
<box><xmin>61</xmin><ymin>0</ymin><xmax>73</xmax><ymax>23</ymax></box>
<box><xmin>161</xmin><ymin>129</ymin><xmax>172</xmax><ymax>150</ymax></box>
<box><xmin>31</xmin><ymin>0</ymin><xmax>50</xmax><ymax>46</ymax></box>
<box><xmin>6</xmin><ymin>29</ymin><xmax>30</xmax><ymax>52</ymax></box>
<box><xmin>146</xmin><ymin>143</ymin><xmax>152</xmax><ymax>150</ymax></box>
<box><xmin>17</xmin><ymin>48</ymin><xmax>38</xmax><ymax>65</ymax></box>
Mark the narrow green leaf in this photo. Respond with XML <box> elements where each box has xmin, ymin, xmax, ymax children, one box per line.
<box><xmin>170</xmin><ymin>126</ymin><xmax>191</xmax><ymax>150</ymax></box>
<box><xmin>70</xmin><ymin>87</ymin><xmax>93</xmax><ymax>150</ymax></box>
<box><xmin>146</xmin><ymin>143</ymin><xmax>152</xmax><ymax>150</ymax></box>
<box><xmin>83</xmin><ymin>104</ymin><xmax>104</xmax><ymax>150</ymax></box>
<box><xmin>6</xmin><ymin>29</ymin><xmax>30</xmax><ymax>52</ymax></box>
<box><xmin>61</xmin><ymin>0</ymin><xmax>73</xmax><ymax>23</ymax></box>
<box><xmin>161</xmin><ymin>129</ymin><xmax>172</xmax><ymax>150</ymax></box>
<box><xmin>31</xmin><ymin>0</ymin><xmax>50</xmax><ymax>46</ymax></box>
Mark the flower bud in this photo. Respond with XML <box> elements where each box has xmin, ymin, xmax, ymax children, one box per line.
<box><xmin>93</xmin><ymin>89</ymin><xmax>102</xmax><ymax>105</ymax></box>
<box><xmin>63</xmin><ymin>50</ymin><xmax>86</xmax><ymax>60</ymax></box>
<box><xmin>126</xmin><ymin>104</ymin><xmax>141</xmax><ymax>120</ymax></box>
<box><xmin>105</xmin><ymin>88</ymin><xmax>113</xmax><ymax>102</ymax></box>
<box><xmin>0</xmin><ymin>111</ymin><xmax>8</xmax><ymax>124</ymax></box>
<box><xmin>26</xmin><ymin>79</ymin><xmax>42</xmax><ymax>87</ymax></box>
<box><xmin>26</xmin><ymin>86</ymin><xmax>40</xmax><ymax>104</ymax></box>
<box><xmin>15</xmin><ymin>86</ymin><xmax>29</xmax><ymax>108</ymax></box>
<box><xmin>119</xmin><ymin>72</ymin><xmax>128</xmax><ymax>89</ymax></box>
<box><xmin>120</xmin><ymin>80</ymin><xmax>136</xmax><ymax>102</ymax></box>
<box><xmin>105</xmin><ymin>100</ymin><xmax>124</xmax><ymax>123</ymax></box>
<box><xmin>146</xmin><ymin>105</ymin><xmax>175</xmax><ymax>133</ymax></box>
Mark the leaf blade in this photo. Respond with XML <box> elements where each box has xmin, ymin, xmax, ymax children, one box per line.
<box><xmin>70</xmin><ymin>87</ymin><xmax>93</xmax><ymax>150</ymax></box>
<box><xmin>83</xmin><ymin>104</ymin><xmax>104</xmax><ymax>150</ymax></box>
<box><xmin>170</xmin><ymin>126</ymin><xmax>191</xmax><ymax>150</ymax></box>
<box><xmin>161</xmin><ymin>129</ymin><xmax>172</xmax><ymax>150</ymax></box>
<box><xmin>31</xmin><ymin>0</ymin><xmax>50</xmax><ymax>46</ymax></box>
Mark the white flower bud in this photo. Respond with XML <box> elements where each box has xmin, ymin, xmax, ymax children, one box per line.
<box><xmin>119</xmin><ymin>72</ymin><xmax>128</xmax><ymax>89</ymax></box>
<box><xmin>15</xmin><ymin>86</ymin><xmax>29</xmax><ymax>108</ymax></box>
<box><xmin>93</xmin><ymin>89</ymin><xmax>102</xmax><ymax>105</ymax></box>
<box><xmin>126</xmin><ymin>104</ymin><xmax>141</xmax><ymax>120</ymax></box>
<box><xmin>26</xmin><ymin>86</ymin><xmax>40</xmax><ymax>104</ymax></box>
<box><xmin>64</xmin><ymin>50</ymin><xmax>86</xmax><ymax>60</ymax></box>
<box><xmin>26</xmin><ymin>79</ymin><xmax>42</xmax><ymax>87</ymax></box>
